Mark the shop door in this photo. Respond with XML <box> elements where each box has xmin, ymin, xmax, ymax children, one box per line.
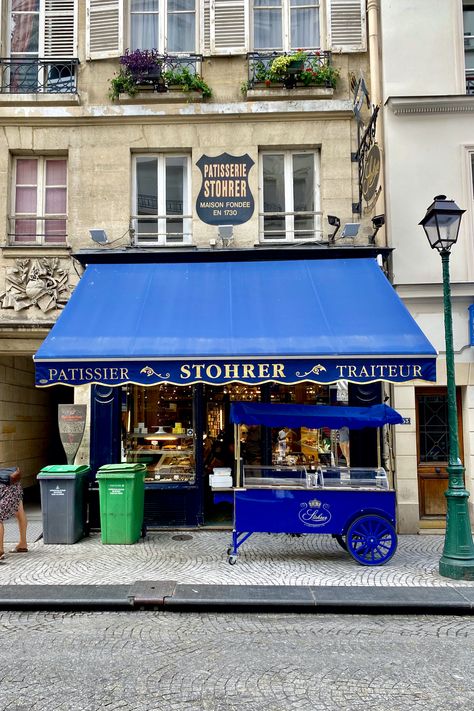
<box><xmin>416</xmin><ymin>387</ymin><xmax>463</xmax><ymax>519</ymax></box>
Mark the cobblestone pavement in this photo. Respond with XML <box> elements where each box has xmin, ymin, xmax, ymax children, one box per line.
<box><xmin>1</xmin><ymin>525</ymin><xmax>474</xmax><ymax>588</ymax></box>
<box><xmin>1</xmin><ymin>610</ymin><xmax>473</xmax><ymax>710</ymax></box>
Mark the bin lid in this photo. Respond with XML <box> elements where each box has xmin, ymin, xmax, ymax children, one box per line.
<box><xmin>37</xmin><ymin>464</ymin><xmax>90</xmax><ymax>478</ymax></box>
<box><xmin>96</xmin><ymin>463</ymin><xmax>146</xmax><ymax>479</ymax></box>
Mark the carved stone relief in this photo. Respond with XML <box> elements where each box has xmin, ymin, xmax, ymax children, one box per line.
<box><xmin>0</xmin><ymin>258</ymin><xmax>72</xmax><ymax>312</ymax></box>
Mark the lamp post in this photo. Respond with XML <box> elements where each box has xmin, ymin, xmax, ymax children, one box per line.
<box><xmin>420</xmin><ymin>195</ymin><xmax>474</xmax><ymax>580</ymax></box>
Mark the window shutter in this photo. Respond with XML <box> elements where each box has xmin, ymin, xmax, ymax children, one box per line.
<box><xmin>86</xmin><ymin>0</ymin><xmax>123</xmax><ymax>60</ymax></box>
<box><xmin>210</xmin><ymin>0</ymin><xmax>248</xmax><ymax>56</ymax></box>
<box><xmin>44</xmin><ymin>0</ymin><xmax>77</xmax><ymax>59</ymax></box>
<box><xmin>201</xmin><ymin>0</ymin><xmax>211</xmax><ymax>56</ymax></box>
<box><xmin>327</xmin><ymin>0</ymin><xmax>366</xmax><ymax>53</ymax></box>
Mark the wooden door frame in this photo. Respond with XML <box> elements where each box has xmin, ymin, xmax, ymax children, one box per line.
<box><xmin>415</xmin><ymin>386</ymin><xmax>464</xmax><ymax>519</ymax></box>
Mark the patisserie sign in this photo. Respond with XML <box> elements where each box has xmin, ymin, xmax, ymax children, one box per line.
<box><xmin>196</xmin><ymin>153</ymin><xmax>255</xmax><ymax>225</ymax></box>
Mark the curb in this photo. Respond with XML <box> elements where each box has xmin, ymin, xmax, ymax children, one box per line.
<box><xmin>1</xmin><ymin>583</ymin><xmax>474</xmax><ymax>613</ymax></box>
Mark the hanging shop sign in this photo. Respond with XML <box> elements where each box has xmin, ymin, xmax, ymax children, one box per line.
<box><xmin>196</xmin><ymin>152</ymin><xmax>255</xmax><ymax>225</ymax></box>
<box><xmin>58</xmin><ymin>404</ymin><xmax>87</xmax><ymax>464</ymax></box>
<box><xmin>361</xmin><ymin>143</ymin><xmax>381</xmax><ymax>204</ymax></box>
<box><xmin>37</xmin><ymin>358</ymin><xmax>436</xmax><ymax>388</ymax></box>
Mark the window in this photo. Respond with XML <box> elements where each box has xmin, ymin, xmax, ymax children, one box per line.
<box><xmin>4</xmin><ymin>0</ymin><xmax>77</xmax><ymax>93</ymax></box>
<box><xmin>471</xmin><ymin>152</ymin><xmax>474</xmax><ymax>198</ymax></box>
<box><xmin>259</xmin><ymin>150</ymin><xmax>320</xmax><ymax>242</ymax></box>
<box><xmin>465</xmin><ymin>4</ymin><xmax>474</xmax><ymax>94</ymax></box>
<box><xmin>130</xmin><ymin>0</ymin><xmax>196</xmax><ymax>53</ymax></box>
<box><xmin>132</xmin><ymin>154</ymin><xmax>192</xmax><ymax>246</ymax></box>
<box><xmin>10</xmin><ymin>157</ymin><xmax>68</xmax><ymax>244</ymax></box>
<box><xmin>253</xmin><ymin>0</ymin><xmax>320</xmax><ymax>51</ymax></box>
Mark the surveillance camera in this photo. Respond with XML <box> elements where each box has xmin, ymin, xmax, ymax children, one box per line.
<box><xmin>327</xmin><ymin>215</ymin><xmax>341</xmax><ymax>228</ymax></box>
<box><xmin>372</xmin><ymin>214</ymin><xmax>385</xmax><ymax>229</ymax></box>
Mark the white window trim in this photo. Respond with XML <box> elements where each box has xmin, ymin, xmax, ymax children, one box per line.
<box><xmin>132</xmin><ymin>153</ymin><xmax>193</xmax><ymax>247</ymax></box>
<box><xmin>251</xmin><ymin>0</ymin><xmax>322</xmax><ymax>52</ymax></box>
<box><xmin>7</xmin><ymin>0</ymin><xmax>78</xmax><ymax>59</ymax></box>
<box><xmin>11</xmin><ymin>156</ymin><xmax>68</xmax><ymax>246</ymax></box>
<box><xmin>259</xmin><ymin>149</ymin><xmax>321</xmax><ymax>243</ymax></box>
<box><xmin>129</xmin><ymin>0</ymin><xmax>199</xmax><ymax>54</ymax></box>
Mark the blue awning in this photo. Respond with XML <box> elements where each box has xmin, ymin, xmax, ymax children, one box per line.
<box><xmin>230</xmin><ymin>402</ymin><xmax>404</xmax><ymax>429</ymax></box>
<box><xmin>34</xmin><ymin>258</ymin><xmax>437</xmax><ymax>387</ymax></box>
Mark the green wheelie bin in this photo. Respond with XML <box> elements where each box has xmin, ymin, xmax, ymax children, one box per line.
<box><xmin>96</xmin><ymin>463</ymin><xmax>146</xmax><ymax>544</ymax></box>
<box><xmin>37</xmin><ymin>464</ymin><xmax>91</xmax><ymax>544</ymax></box>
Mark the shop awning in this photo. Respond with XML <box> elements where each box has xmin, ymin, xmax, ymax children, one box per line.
<box><xmin>34</xmin><ymin>258</ymin><xmax>437</xmax><ymax>387</ymax></box>
<box><xmin>230</xmin><ymin>402</ymin><xmax>404</xmax><ymax>429</ymax></box>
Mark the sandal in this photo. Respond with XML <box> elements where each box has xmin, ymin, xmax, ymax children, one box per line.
<box><xmin>10</xmin><ymin>547</ymin><xmax>28</xmax><ymax>553</ymax></box>
<box><xmin>0</xmin><ymin>553</ymin><xmax>5</xmax><ymax>564</ymax></box>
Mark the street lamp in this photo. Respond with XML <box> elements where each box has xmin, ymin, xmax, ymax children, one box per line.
<box><xmin>420</xmin><ymin>195</ymin><xmax>474</xmax><ymax>580</ymax></box>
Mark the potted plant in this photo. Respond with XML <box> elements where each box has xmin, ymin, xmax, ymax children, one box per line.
<box><xmin>119</xmin><ymin>48</ymin><xmax>163</xmax><ymax>83</ymax></box>
<box><xmin>270</xmin><ymin>50</ymin><xmax>307</xmax><ymax>79</ymax></box>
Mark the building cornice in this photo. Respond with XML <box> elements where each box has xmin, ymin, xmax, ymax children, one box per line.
<box><xmin>386</xmin><ymin>95</ymin><xmax>474</xmax><ymax>115</ymax></box>
<box><xmin>0</xmin><ymin>99</ymin><xmax>354</xmax><ymax>126</ymax></box>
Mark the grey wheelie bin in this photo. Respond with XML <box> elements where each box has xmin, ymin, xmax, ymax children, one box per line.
<box><xmin>37</xmin><ymin>464</ymin><xmax>90</xmax><ymax>544</ymax></box>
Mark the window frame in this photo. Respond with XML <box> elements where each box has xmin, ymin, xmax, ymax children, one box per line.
<box><xmin>251</xmin><ymin>0</ymin><xmax>321</xmax><ymax>52</ymax></box>
<box><xmin>258</xmin><ymin>149</ymin><xmax>321</xmax><ymax>243</ymax></box>
<box><xmin>129</xmin><ymin>0</ymin><xmax>198</xmax><ymax>54</ymax></box>
<box><xmin>10</xmin><ymin>155</ymin><xmax>68</xmax><ymax>246</ymax></box>
<box><xmin>131</xmin><ymin>152</ymin><xmax>193</xmax><ymax>247</ymax></box>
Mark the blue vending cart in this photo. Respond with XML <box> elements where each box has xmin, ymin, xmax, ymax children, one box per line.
<box><xmin>226</xmin><ymin>401</ymin><xmax>403</xmax><ymax>567</ymax></box>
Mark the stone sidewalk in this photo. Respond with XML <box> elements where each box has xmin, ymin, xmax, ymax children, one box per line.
<box><xmin>1</xmin><ymin>506</ymin><xmax>474</xmax><ymax>611</ymax></box>
<box><xmin>0</xmin><ymin>511</ymin><xmax>474</xmax><ymax>614</ymax></box>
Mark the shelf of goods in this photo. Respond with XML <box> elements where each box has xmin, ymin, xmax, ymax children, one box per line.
<box><xmin>126</xmin><ymin>434</ymin><xmax>195</xmax><ymax>484</ymax></box>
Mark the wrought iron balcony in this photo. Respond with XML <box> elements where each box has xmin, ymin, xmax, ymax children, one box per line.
<box><xmin>466</xmin><ymin>70</ymin><xmax>474</xmax><ymax>96</ymax></box>
<box><xmin>246</xmin><ymin>51</ymin><xmax>334</xmax><ymax>90</ymax></box>
<box><xmin>0</xmin><ymin>58</ymin><xmax>79</xmax><ymax>94</ymax></box>
<box><xmin>125</xmin><ymin>54</ymin><xmax>203</xmax><ymax>92</ymax></box>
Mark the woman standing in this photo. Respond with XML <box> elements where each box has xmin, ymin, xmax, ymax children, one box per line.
<box><xmin>0</xmin><ymin>467</ymin><xmax>28</xmax><ymax>563</ymax></box>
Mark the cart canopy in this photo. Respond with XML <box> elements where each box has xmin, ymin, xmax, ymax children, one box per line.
<box><xmin>229</xmin><ymin>402</ymin><xmax>403</xmax><ymax>429</ymax></box>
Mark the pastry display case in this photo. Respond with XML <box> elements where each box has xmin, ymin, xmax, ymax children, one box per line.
<box><xmin>125</xmin><ymin>433</ymin><xmax>195</xmax><ymax>485</ymax></box>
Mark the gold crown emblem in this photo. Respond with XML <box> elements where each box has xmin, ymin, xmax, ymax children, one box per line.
<box><xmin>308</xmin><ymin>499</ymin><xmax>321</xmax><ymax>508</ymax></box>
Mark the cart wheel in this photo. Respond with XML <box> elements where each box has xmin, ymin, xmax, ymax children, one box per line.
<box><xmin>228</xmin><ymin>555</ymin><xmax>237</xmax><ymax>565</ymax></box>
<box><xmin>227</xmin><ymin>547</ymin><xmax>233</xmax><ymax>555</ymax></box>
<box><xmin>346</xmin><ymin>515</ymin><xmax>397</xmax><ymax>566</ymax></box>
<box><xmin>333</xmin><ymin>534</ymin><xmax>347</xmax><ymax>551</ymax></box>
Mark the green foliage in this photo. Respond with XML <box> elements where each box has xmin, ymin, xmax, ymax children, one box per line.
<box><xmin>243</xmin><ymin>52</ymin><xmax>340</xmax><ymax>93</ymax></box>
<box><xmin>162</xmin><ymin>67</ymin><xmax>212</xmax><ymax>99</ymax></box>
<box><xmin>109</xmin><ymin>64</ymin><xmax>212</xmax><ymax>101</ymax></box>
<box><xmin>109</xmin><ymin>70</ymin><xmax>138</xmax><ymax>101</ymax></box>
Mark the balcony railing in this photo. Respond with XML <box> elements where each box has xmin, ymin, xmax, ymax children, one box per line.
<box><xmin>466</xmin><ymin>70</ymin><xmax>474</xmax><ymax>95</ymax></box>
<box><xmin>8</xmin><ymin>215</ymin><xmax>67</xmax><ymax>244</ymax></box>
<box><xmin>247</xmin><ymin>51</ymin><xmax>333</xmax><ymax>90</ymax></box>
<box><xmin>0</xmin><ymin>58</ymin><xmax>79</xmax><ymax>94</ymax></box>
<box><xmin>128</xmin><ymin>54</ymin><xmax>203</xmax><ymax>92</ymax></box>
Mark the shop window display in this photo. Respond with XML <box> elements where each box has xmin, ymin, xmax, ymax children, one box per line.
<box><xmin>124</xmin><ymin>384</ymin><xmax>195</xmax><ymax>484</ymax></box>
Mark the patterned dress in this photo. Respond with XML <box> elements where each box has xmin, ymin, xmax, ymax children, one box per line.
<box><xmin>0</xmin><ymin>482</ymin><xmax>23</xmax><ymax>522</ymax></box>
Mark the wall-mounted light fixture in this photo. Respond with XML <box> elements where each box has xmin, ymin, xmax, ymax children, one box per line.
<box><xmin>327</xmin><ymin>215</ymin><xmax>341</xmax><ymax>243</ymax></box>
<box><xmin>217</xmin><ymin>224</ymin><xmax>234</xmax><ymax>248</ymax></box>
<box><xmin>89</xmin><ymin>225</ymin><xmax>135</xmax><ymax>247</ymax></box>
<box><xmin>341</xmin><ymin>222</ymin><xmax>360</xmax><ymax>239</ymax></box>
<box><xmin>369</xmin><ymin>214</ymin><xmax>385</xmax><ymax>244</ymax></box>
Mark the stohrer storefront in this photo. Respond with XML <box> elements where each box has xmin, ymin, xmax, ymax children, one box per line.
<box><xmin>34</xmin><ymin>249</ymin><xmax>437</xmax><ymax>528</ymax></box>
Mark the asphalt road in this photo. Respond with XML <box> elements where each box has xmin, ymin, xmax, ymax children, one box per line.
<box><xmin>1</xmin><ymin>611</ymin><xmax>473</xmax><ymax>710</ymax></box>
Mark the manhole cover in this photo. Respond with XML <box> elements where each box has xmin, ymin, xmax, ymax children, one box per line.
<box><xmin>172</xmin><ymin>534</ymin><xmax>193</xmax><ymax>541</ymax></box>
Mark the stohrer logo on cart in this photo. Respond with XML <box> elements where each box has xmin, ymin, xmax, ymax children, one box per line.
<box><xmin>298</xmin><ymin>499</ymin><xmax>332</xmax><ymax>527</ymax></box>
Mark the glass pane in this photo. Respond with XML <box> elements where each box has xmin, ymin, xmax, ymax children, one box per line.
<box><xmin>46</xmin><ymin>159</ymin><xmax>67</xmax><ymax>185</ymax></box>
<box><xmin>418</xmin><ymin>394</ymin><xmax>449</xmax><ymax>463</ymax></box>
<box><xmin>471</xmin><ymin>154</ymin><xmax>474</xmax><ymax>198</ymax></box>
<box><xmin>8</xmin><ymin>61</ymin><xmax>39</xmax><ymax>92</ymax></box>
<box><xmin>254</xmin><ymin>9</ymin><xmax>282</xmax><ymax>49</ymax></box>
<box><xmin>131</xmin><ymin>14</ymin><xmax>159</xmax><ymax>50</ymax></box>
<box><xmin>10</xmin><ymin>14</ymin><xmax>39</xmax><ymax>54</ymax></box>
<box><xmin>168</xmin><ymin>13</ymin><xmax>195</xmax><ymax>52</ymax></box>
<box><xmin>291</xmin><ymin>8</ymin><xmax>319</xmax><ymax>49</ymax></box>
<box><xmin>16</xmin><ymin>158</ymin><xmax>37</xmax><ymax>184</ymax></box>
<box><xmin>15</xmin><ymin>186</ymin><xmax>37</xmax><ymax>213</ymax></box>
<box><xmin>136</xmin><ymin>218</ymin><xmax>159</xmax><ymax>238</ymax></box>
<box><xmin>293</xmin><ymin>153</ymin><xmax>314</xmax><ymax>212</ymax></box>
<box><xmin>263</xmin><ymin>155</ymin><xmax>285</xmax><ymax>213</ymax></box>
<box><xmin>166</xmin><ymin>219</ymin><xmax>184</xmax><ymax>241</ymax></box>
<box><xmin>14</xmin><ymin>218</ymin><xmax>36</xmax><ymax>240</ymax></box>
<box><xmin>136</xmin><ymin>158</ymin><xmax>158</xmax><ymax>215</ymax></box>
<box><xmin>45</xmin><ymin>219</ymin><xmax>66</xmax><ymax>241</ymax></box>
<box><xmin>45</xmin><ymin>187</ymin><xmax>66</xmax><ymax>214</ymax></box>
<box><xmin>12</xmin><ymin>1</ymin><xmax>40</xmax><ymax>10</ymax></box>
<box><xmin>294</xmin><ymin>214</ymin><xmax>314</xmax><ymax>238</ymax></box>
<box><xmin>166</xmin><ymin>157</ymin><xmax>185</xmax><ymax>216</ymax></box>
<box><xmin>263</xmin><ymin>215</ymin><xmax>285</xmax><ymax>239</ymax></box>
<box><xmin>168</xmin><ymin>0</ymin><xmax>195</xmax><ymax>11</ymax></box>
